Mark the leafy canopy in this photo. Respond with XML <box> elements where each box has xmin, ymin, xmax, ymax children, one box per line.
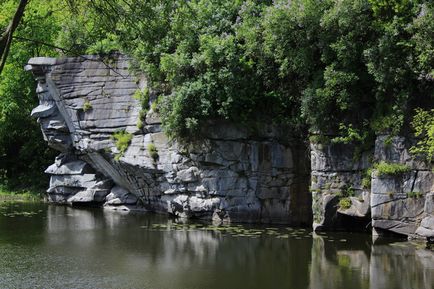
<box><xmin>86</xmin><ymin>0</ymin><xmax>433</xmax><ymax>143</ymax></box>
<box><xmin>0</xmin><ymin>0</ymin><xmax>433</xmax><ymax>192</ymax></box>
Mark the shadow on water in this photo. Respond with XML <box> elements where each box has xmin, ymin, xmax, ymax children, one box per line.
<box><xmin>0</xmin><ymin>202</ymin><xmax>433</xmax><ymax>289</ymax></box>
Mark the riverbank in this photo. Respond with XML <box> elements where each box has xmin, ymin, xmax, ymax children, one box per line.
<box><xmin>0</xmin><ymin>187</ymin><xmax>42</xmax><ymax>202</ymax></box>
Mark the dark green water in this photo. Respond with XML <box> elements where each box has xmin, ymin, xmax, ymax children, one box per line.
<box><xmin>0</xmin><ymin>202</ymin><xmax>433</xmax><ymax>289</ymax></box>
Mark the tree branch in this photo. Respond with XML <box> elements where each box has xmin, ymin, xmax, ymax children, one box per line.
<box><xmin>0</xmin><ymin>0</ymin><xmax>29</xmax><ymax>75</ymax></box>
<box><xmin>12</xmin><ymin>36</ymin><xmax>73</xmax><ymax>53</ymax></box>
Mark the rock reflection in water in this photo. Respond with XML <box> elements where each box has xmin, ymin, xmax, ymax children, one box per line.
<box><xmin>309</xmin><ymin>233</ymin><xmax>371</xmax><ymax>289</ymax></box>
<box><xmin>309</xmin><ymin>232</ymin><xmax>434</xmax><ymax>289</ymax></box>
<box><xmin>1</xmin><ymin>203</ymin><xmax>434</xmax><ymax>289</ymax></box>
<box><xmin>44</xmin><ymin>205</ymin><xmax>312</xmax><ymax>289</ymax></box>
<box><xmin>370</xmin><ymin>243</ymin><xmax>434</xmax><ymax>289</ymax></box>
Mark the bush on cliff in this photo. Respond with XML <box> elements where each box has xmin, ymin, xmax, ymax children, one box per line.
<box><xmin>86</xmin><ymin>0</ymin><xmax>433</xmax><ymax>144</ymax></box>
<box><xmin>411</xmin><ymin>108</ymin><xmax>434</xmax><ymax>162</ymax></box>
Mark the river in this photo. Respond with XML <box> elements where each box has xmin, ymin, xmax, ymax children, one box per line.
<box><xmin>0</xmin><ymin>201</ymin><xmax>433</xmax><ymax>289</ymax></box>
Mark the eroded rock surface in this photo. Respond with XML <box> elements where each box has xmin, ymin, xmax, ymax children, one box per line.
<box><xmin>26</xmin><ymin>55</ymin><xmax>311</xmax><ymax>224</ymax></box>
<box><xmin>372</xmin><ymin>136</ymin><xmax>434</xmax><ymax>238</ymax></box>
<box><xmin>311</xmin><ymin>134</ymin><xmax>434</xmax><ymax>239</ymax></box>
<box><xmin>310</xmin><ymin>139</ymin><xmax>372</xmax><ymax>231</ymax></box>
<box><xmin>27</xmin><ymin>55</ymin><xmax>433</xmax><ymax>235</ymax></box>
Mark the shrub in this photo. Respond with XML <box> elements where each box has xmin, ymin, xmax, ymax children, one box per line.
<box><xmin>362</xmin><ymin>168</ymin><xmax>372</xmax><ymax>189</ymax></box>
<box><xmin>137</xmin><ymin>118</ymin><xmax>144</xmax><ymax>130</ymax></box>
<box><xmin>134</xmin><ymin>88</ymin><xmax>150</xmax><ymax>113</ymax></box>
<box><xmin>339</xmin><ymin>197</ymin><xmax>352</xmax><ymax>210</ymax></box>
<box><xmin>407</xmin><ymin>191</ymin><xmax>423</xmax><ymax>199</ymax></box>
<box><xmin>112</xmin><ymin>130</ymin><xmax>133</xmax><ymax>160</ymax></box>
<box><xmin>150</xmin><ymin>96</ymin><xmax>161</xmax><ymax>113</ymax></box>
<box><xmin>336</xmin><ymin>185</ymin><xmax>354</xmax><ymax>209</ymax></box>
<box><xmin>309</xmin><ymin>134</ymin><xmax>331</xmax><ymax>144</ymax></box>
<box><xmin>83</xmin><ymin>99</ymin><xmax>92</xmax><ymax>112</ymax></box>
<box><xmin>336</xmin><ymin>185</ymin><xmax>355</xmax><ymax>198</ymax></box>
<box><xmin>410</xmin><ymin>108</ymin><xmax>434</xmax><ymax>162</ymax></box>
<box><xmin>374</xmin><ymin>161</ymin><xmax>410</xmax><ymax>176</ymax></box>
<box><xmin>147</xmin><ymin>143</ymin><xmax>158</xmax><ymax>162</ymax></box>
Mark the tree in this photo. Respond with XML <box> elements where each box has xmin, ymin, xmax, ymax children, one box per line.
<box><xmin>0</xmin><ymin>0</ymin><xmax>29</xmax><ymax>75</ymax></box>
<box><xmin>0</xmin><ymin>0</ymin><xmax>62</xmax><ymax>191</ymax></box>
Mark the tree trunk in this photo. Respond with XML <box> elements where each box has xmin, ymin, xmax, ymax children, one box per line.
<box><xmin>0</xmin><ymin>0</ymin><xmax>29</xmax><ymax>75</ymax></box>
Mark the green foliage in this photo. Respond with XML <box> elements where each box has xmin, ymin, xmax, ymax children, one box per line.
<box><xmin>0</xmin><ymin>0</ymin><xmax>61</xmax><ymax>191</ymax></box>
<box><xmin>336</xmin><ymin>185</ymin><xmax>354</xmax><ymax>209</ymax></box>
<box><xmin>82</xmin><ymin>99</ymin><xmax>92</xmax><ymax>112</ymax></box>
<box><xmin>150</xmin><ymin>96</ymin><xmax>161</xmax><ymax>113</ymax></box>
<box><xmin>134</xmin><ymin>88</ymin><xmax>149</xmax><ymax>109</ymax></box>
<box><xmin>339</xmin><ymin>198</ymin><xmax>352</xmax><ymax>210</ymax></box>
<box><xmin>150</xmin><ymin>101</ymin><xmax>158</xmax><ymax>112</ymax></box>
<box><xmin>22</xmin><ymin>0</ymin><xmax>422</xmax><ymax>143</ymax></box>
<box><xmin>134</xmin><ymin>88</ymin><xmax>150</xmax><ymax>125</ymax></box>
<box><xmin>137</xmin><ymin>118</ymin><xmax>143</xmax><ymax>130</ymax></box>
<box><xmin>410</xmin><ymin>108</ymin><xmax>434</xmax><ymax>161</ymax></box>
<box><xmin>86</xmin><ymin>0</ymin><xmax>433</xmax><ymax>142</ymax></box>
<box><xmin>336</xmin><ymin>185</ymin><xmax>355</xmax><ymax>198</ymax></box>
<box><xmin>147</xmin><ymin>143</ymin><xmax>158</xmax><ymax>162</ymax></box>
<box><xmin>406</xmin><ymin>191</ymin><xmax>423</xmax><ymax>198</ymax></box>
<box><xmin>112</xmin><ymin>130</ymin><xmax>133</xmax><ymax>160</ymax></box>
<box><xmin>0</xmin><ymin>185</ymin><xmax>41</xmax><ymax>200</ymax></box>
<box><xmin>54</xmin><ymin>1</ymin><xmax>120</xmax><ymax>55</ymax></box>
<box><xmin>331</xmin><ymin>124</ymin><xmax>369</xmax><ymax>144</ymax></box>
<box><xmin>374</xmin><ymin>161</ymin><xmax>410</xmax><ymax>176</ymax></box>
<box><xmin>309</xmin><ymin>134</ymin><xmax>331</xmax><ymax>144</ymax></box>
<box><xmin>1</xmin><ymin>0</ymin><xmax>433</xmax><ymax>192</ymax></box>
<box><xmin>362</xmin><ymin>168</ymin><xmax>373</xmax><ymax>189</ymax></box>
<box><xmin>90</xmin><ymin>0</ymin><xmax>306</xmax><ymax>139</ymax></box>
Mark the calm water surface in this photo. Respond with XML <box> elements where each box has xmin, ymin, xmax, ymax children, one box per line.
<box><xmin>0</xmin><ymin>201</ymin><xmax>433</xmax><ymax>289</ymax></box>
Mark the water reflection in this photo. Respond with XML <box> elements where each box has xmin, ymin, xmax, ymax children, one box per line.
<box><xmin>309</xmin><ymin>233</ymin><xmax>370</xmax><ymax>289</ymax></box>
<box><xmin>370</xmin><ymin>244</ymin><xmax>434</xmax><ymax>289</ymax></box>
<box><xmin>0</xmin><ymin>203</ymin><xmax>434</xmax><ymax>289</ymax></box>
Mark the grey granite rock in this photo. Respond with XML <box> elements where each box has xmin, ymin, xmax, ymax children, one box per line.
<box><xmin>27</xmin><ymin>54</ymin><xmax>311</xmax><ymax>225</ymax></box>
<box><xmin>45</xmin><ymin>160</ymin><xmax>91</xmax><ymax>175</ymax></box>
<box><xmin>311</xmin><ymin>133</ymin><xmax>433</xmax><ymax>238</ymax></box>
<box><xmin>311</xmin><ymin>140</ymin><xmax>373</xmax><ymax>231</ymax></box>
<box><xmin>371</xmin><ymin>136</ymin><xmax>434</xmax><ymax>238</ymax></box>
<box><xmin>27</xmin><ymin>55</ymin><xmax>434</xmax><ymax>235</ymax></box>
<box><xmin>68</xmin><ymin>189</ymin><xmax>110</xmax><ymax>203</ymax></box>
<box><xmin>105</xmin><ymin>186</ymin><xmax>138</xmax><ymax>206</ymax></box>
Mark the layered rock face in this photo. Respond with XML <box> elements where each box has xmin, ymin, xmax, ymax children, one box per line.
<box><xmin>310</xmin><ymin>139</ymin><xmax>372</xmax><ymax>231</ymax></box>
<box><xmin>372</xmin><ymin>136</ymin><xmax>434</xmax><ymax>238</ymax></box>
<box><xmin>26</xmin><ymin>55</ymin><xmax>311</xmax><ymax>225</ymax></box>
<box><xmin>311</xmin><ymin>134</ymin><xmax>434</xmax><ymax>239</ymax></box>
<box><xmin>26</xmin><ymin>55</ymin><xmax>433</xmax><ymax>236</ymax></box>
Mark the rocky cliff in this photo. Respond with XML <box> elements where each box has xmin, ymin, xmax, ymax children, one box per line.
<box><xmin>311</xmin><ymin>134</ymin><xmax>434</xmax><ymax>239</ymax></box>
<box><xmin>26</xmin><ymin>55</ymin><xmax>433</xmax><ymax>239</ymax></box>
<box><xmin>25</xmin><ymin>55</ymin><xmax>311</xmax><ymax>225</ymax></box>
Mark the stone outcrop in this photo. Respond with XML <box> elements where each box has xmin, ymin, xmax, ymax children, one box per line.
<box><xmin>311</xmin><ymin>134</ymin><xmax>434</xmax><ymax>239</ymax></box>
<box><xmin>372</xmin><ymin>136</ymin><xmax>434</xmax><ymax>238</ymax></box>
<box><xmin>26</xmin><ymin>54</ymin><xmax>433</xmax><ymax>237</ymax></box>
<box><xmin>26</xmin><ymin>55</ymin><xmax>311</xmax><ymax>225</ymax></box>
<box><xmin>311</xmin><ymin>139</ymin><xmax>372</xmax><ymax>231</ymax></box>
